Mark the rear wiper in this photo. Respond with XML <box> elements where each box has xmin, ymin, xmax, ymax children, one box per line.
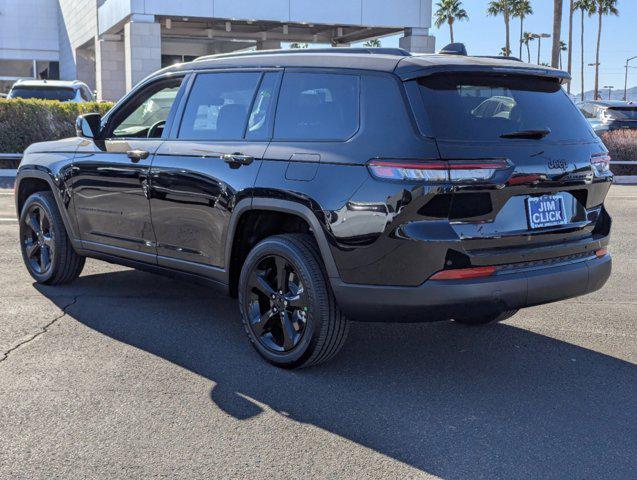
<box><xmin>500</xmin><ymin>128</ymin><xmax>551</xmax><ymax>140</ymax></box>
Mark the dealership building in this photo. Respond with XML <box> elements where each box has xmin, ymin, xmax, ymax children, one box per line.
<box><xmin>0</xmin><ymin>0</ymin><xmax>435</xmax><ymax>100</ymax></box>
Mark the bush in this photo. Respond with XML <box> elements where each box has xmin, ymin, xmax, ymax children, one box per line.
<box><xmin>0</xmin><ymin>98</ymin><xmax>113</xmax><ymax>154</ymax></box>
<box><xmin>598</xmin><ymin>130</ymin><xmax>637</xmax><ymax>161</ymax></box>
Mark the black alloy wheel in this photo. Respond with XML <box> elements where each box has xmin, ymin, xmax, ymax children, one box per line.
<box><xmin>238</xmin><ymin>234</ymin><xmax>349</xmax><ymax>368</ymax></box>
<box><xmin>19</xmin><ymin>191</ymin><xmax>85</xmax><ymax>285</ymax></box>
<box><xmin>22</xmin><ymin>204</ymin><xmax>54</xmax><ymax>275</ymax></box>
<box><xmin>246</xmin><ymin>254</ymin><xmax>310</xmax><ymax>352</ymax></box>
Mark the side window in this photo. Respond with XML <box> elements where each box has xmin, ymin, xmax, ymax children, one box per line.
<box><xmin>110</xmin><ymin>77</ymin><xmax>183</xmax><ymax>139</ymax></box>
<box><xmin>246</xmin><ymin>72</ymin><xmax>279</xmax><ymax>141</ymax></box>
<box><xmin>273</xmin><ymin>72</ymin><xmax>359</xmax><ymax>141</ymax></box>
<box><xmin>178</xmin><ymin>72</ymin><xmax>261</xmax><ymax>140</ymax></box>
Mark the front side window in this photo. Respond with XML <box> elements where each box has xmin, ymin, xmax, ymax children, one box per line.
<box><xmin>417</xmin><ymin>74</ymin><xmax>594</xmax><ymax>142</ymax></box>
<box><xmin>178</xmin><ymin>72</ymin><xmax>261</xmax><ymax>140</ymax></box>
<box><xmin>273</xmin><ymin>72</ymin><xmax>360</xmax><ymax>141</ymax></box>
<box><xmin>110</xmin><ymin>77</ymin><xmax>183</xmax><ymax>138</ymax></box>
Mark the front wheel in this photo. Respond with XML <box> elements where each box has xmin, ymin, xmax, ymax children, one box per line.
<box><xmin>19</xmin><ymin>191</ymin><xmax>85</xmax><ymax>285</ymax></box>
<box><xmin>238</xmin><ymin>234</ymin><xmax>348</xmax><ymax>369</ymax></box>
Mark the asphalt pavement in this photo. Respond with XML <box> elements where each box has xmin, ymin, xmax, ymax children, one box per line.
<box><xmin>0</xmin><ymin>187</ymin><xmax>635</xmax><ymax>479</ymax></box>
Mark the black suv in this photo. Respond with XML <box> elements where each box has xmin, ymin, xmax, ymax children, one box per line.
<box><xmin>15</xmin><ymin>47</ymin><xmax>613</xmax><ymax>368</ymax></box>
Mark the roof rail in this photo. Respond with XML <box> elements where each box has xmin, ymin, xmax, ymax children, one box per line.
<box><xmin>195</xmin><ymin>47</ymin><xmax>412</xmax><ymax>62</ymax></box>
<box><xmin>476</xmin><ymin>55</ymin><xmax>523</xmax><ymax>62</ymax></box>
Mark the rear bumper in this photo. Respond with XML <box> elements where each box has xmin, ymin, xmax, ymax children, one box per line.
<box><xmin>331</xmin><ymin>254</ymin><xmax>612</xmax><ymax>322</ymax></box>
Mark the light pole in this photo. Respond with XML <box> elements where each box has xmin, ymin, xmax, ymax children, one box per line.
<box><xmin>624</xmin><ymin>55</ymin><xmax>637</xmax><ymax>101</ymax></box>
<box><xmin>531</xmin><ymin>33</ymin><xmax>551</xmax><ymax>65</ymax></box>
<box><xmin>603</xmin><ymin>85</ymin><xmax>614</xmax><ymax>100</ymax></box>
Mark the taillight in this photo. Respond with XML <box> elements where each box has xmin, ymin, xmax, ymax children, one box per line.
<box><xmin>591</xmin><ymin>153</ymin><xmax>611</xmax><ymax>175</ymax></box>
<box><xmin>368</xmin><ymin>159</ymin><xmax>511</xmax><ymax>183</ymax></box>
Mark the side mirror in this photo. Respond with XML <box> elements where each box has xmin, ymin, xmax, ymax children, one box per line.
<box><xmin>76</xmin><ymin>113</ymin><xmax>102</xmax><ymax>139</ymax></box>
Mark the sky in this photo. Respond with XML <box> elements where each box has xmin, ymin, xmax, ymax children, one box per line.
<box><xmin>351</xmin><ymin>0</ymin><xmax>635</xmax><ymax>97</ymax></box>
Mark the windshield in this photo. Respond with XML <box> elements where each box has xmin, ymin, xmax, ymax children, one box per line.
<box><xmin>416</xmin><ymin>74</ymin><xmax>594</xmax><ymax>142</ymax></box>
<box><xmin>8</xmin><ymin>86</ymin><xmax>76</xmax><ymax>101</ymax></box>
<box><xmin>606</xmin><ymin>107</ymin><xmax>637</xmax><ymax>121</ymax></box>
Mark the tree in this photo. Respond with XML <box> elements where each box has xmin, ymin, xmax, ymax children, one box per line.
<box><xmin>363</xmin><ymin>39</ymin><xmax>381</xmax><ymax>48</ymax></box>
<box><xmin>500</xmin><ymin>46</ymin><xmax>512</xmax><ymax>56</ymax></box>
<box><xmin>522</xmin><ymin>31</ymin><xmax>535</xmax><ymax>63</ymax></box>
<box><xmin>512</xmin><ymin>0</ymin><xmax>533</xmax><ymax>60</ymax></box>
<box><xmin>566</xmin><ymin>0</ymin><xmax>574</xmax><ymax>92</ymax></box>
<box><xmin>434</xmin><ymin>0</ymin><xmax>469</xmax><ymax>44</ymax></box>
<box><xmin>559</xmin><ymin>40</ymin><xmax>568</xmax><ymax>69</ymax></box>
<box><xmin>487</xmin><ymin>1</ymin><xmax>516</xmax><ymax>56</ymax></box>
<box><xmin>551</xmin><ymin>0</ymin><xmax>564</xmax><ymax>68</ymax></box>
<box><xmin>289</xmin><ymin>43</ymin><xmax>308</xmax><ymax>49</ymax></box>
<box><xmin>593</xmin><ymin>0</ymin><xmax>619</xmax><ymax>100</ymax></box>
<box><xmin>574</xmin><ymin>0</ymin><xmax>596</xmax><ymax>101</ymax></box>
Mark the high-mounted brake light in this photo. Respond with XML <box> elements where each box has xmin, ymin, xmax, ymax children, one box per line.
<box><xmin>591</xmin><ymin>153</ymin><xmax>611</xmax><ymax>175</ymax></box>
<box><xmin>368</xmin><ymin>159</ymin><xmax>511</xmax><ymax>183</ymax></box>
<box><xmin>430</xmin><ymin>266</ymin><xmax>496</xmax><ymax>280</ymax></box>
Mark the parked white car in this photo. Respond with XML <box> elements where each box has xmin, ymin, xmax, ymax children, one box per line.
<box><xmin>7</xmin><ymin>79</ymin><xmax>94</xmax><ymax>102</ymax></box>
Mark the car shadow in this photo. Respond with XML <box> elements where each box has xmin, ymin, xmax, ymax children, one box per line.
<box><xmin>37</xmin><ymin>268</ymin><xmax>636</xmax><ymax>480</ymax></box>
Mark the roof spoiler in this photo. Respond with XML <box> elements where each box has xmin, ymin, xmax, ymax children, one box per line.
<box><xmin>398</xmin><ymin>64</ymin><xmax>572</xmax><ymax>84</ymax></box>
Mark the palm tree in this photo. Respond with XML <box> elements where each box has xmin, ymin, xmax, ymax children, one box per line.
<box><xmin>551</xmin><ymin>0</ymin><xmax>563</xmax><ymax>68</ymax></box>
<box><xmin>566</xmin><ymin>0</ymin><xmax>574</xmax><ymax>93</ymax></box>
<box><xmin>574</xmin><ymin>0</ymin><xmax>596</xmax><ymax>101</ymax></box>
<box><xmin>434</xmin><ymin>0</ymin><xmax>469</xmax><ymax>44</ymax></box>
<box><xmin>522</xmin><ymin>31</ymin><xmax>535</xmax><ymax>63</ymax></box>
<box><xmin>512</xmin><ymin>0</ymin><xmax>533</xmax><ymax>60</ymax></box>
<box><xmin>487</xmin><ymin>1</ymin><xmax>516</xmax><ymax>57</ymax></box>
<box><xmin>559</xmin><ymin>41</ymin><xmax>568</xmax><ymax>69</ymax></box>
<box><xmin>363</xmin><ymin>39</ymin><xmax>381</xmax><ymax>48</ymax></box>
<box><xmin>593</xmin><ymin>0</ymin><xmax>619</xmax><ymax>100</ymax></box>
<box><xmin>500</xmin><ymin>47</ymin><xmax>512</xmax><ymax>56</ymax></box>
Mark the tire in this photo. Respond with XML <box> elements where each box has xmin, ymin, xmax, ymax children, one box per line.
<box><xmin>19</xmin><ymin>191</ymin><xmax>85</xmax><ymax>285</ymax></box>
<box><xmin>238</xmin><ymin>234</ymin><xmax>349</xmax><ymax>369</ymax></box>
<box><xmin>453</xmin><ymin>309</ymin><xmax>519</xmax><ymax>326</ymax></box>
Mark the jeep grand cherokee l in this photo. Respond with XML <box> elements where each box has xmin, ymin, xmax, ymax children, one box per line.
<box><xmin>15</xmin><ymin>47</ymin><xmax>612</xmax><ymax>368</ymax></box>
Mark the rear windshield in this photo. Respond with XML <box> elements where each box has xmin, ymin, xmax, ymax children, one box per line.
<box><xmin>416</xmin><ymin>74</ymin><xmax>594</xmax><ymax>142</ymax></box>
<box><xmin>8</xmin><ymin>86</ymin><xmax>76</xmax><ymax>101</ymax></box>
<box><xmin>607</xmin><ymin>107</ymin><xmax>637</xmax><ymax>120</ymax></box>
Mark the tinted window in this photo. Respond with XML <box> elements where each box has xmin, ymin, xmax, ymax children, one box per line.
<box><xmin>607</xmin><ymin>107</ymin><xmax>637</xmax><ymax>120</ymax></box>
<box><xmin>417</xmin><ymin>74</ymin><xmax>594</xmax><ymax>142</ymax></box>
<box><xmin>179</xmin><ymin>72</ymin><xmax>261</xmax><ymax>140</ymax></box>
<box><xmin>274</xmin><ymin>73</ymin><xmax>359</xmax><ymax>141</ymax></box>
<box><xmin>111</xmin><ymin>78</ymin><xmax>183</xmax><ymax>138</ymax></box>
<box><xmin>9</xmin><ymin>87</ymin><xmax>76</xmax><ymax>101</ymax></box>
<box><xmin>246</xmin><ymin>72</ymin><xmax>279</xmax><ymax>141</ymax></box>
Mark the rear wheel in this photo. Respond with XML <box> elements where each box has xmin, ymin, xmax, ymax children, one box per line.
<box><xmin>19</xmin><ymin>191</ymin><xmax>85</xmax><ymax>285</ymax></box>
<box><xmin>453</xmin><ymin>309</ymin><xmax>519</xmax><ymax>326</ymax></box>
<box><xmin>238</xmin><ymin>234</ymin><xmax>348</xmax><ymax>368</ymax></box>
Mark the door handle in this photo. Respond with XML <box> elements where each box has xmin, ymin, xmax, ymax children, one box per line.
<box><xmin>222</xmin><ymin>153</ymin><xmax>254</xmax><ymax>167</ymax></box>
<box><xmin>127</xmin><ymin>149</ymin><xmax>150</xmax><ymax>162</ymax></box>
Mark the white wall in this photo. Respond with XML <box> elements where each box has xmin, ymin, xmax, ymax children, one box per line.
<box><xmin>0</xmin><ymin>0</ymin><xmax>59</xmax><ymax>61</ymax></box>
<box><xmin>57</xmin><ymin>0</ymin><xmax>97</xmax><ymax>81</ymax></box>
<box><xmin>98</xmin><ymin>0</ymin><xmax>432</xmax><ymax>34</ymax></box>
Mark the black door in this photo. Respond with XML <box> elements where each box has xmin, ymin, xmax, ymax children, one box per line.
<box><xmin>72</xmin><ymin>76</ymin><xmax>185</xmax><ymax>261</ymax></box>
<box><xmin>149</xmin><ymin>70</ymin><xmax>280</xmax><ymax>278</ymax></box>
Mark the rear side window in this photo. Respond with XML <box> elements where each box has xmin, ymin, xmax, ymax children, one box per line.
<box><xmin>274</xmin><ymin>72</ymin><xmax>359</xmax><ymax>141</ymax></box>
<box><xmin>179</xmin><ymin>72</ymin><xmax>261</xmax><ymax>140</ymax></box>
<box><xmin>416</xmin><ymin>74</ymin><xmax>594</xmax><ymax>142</ymax></box>
<box><xmin>9</xmin><ymin>87</ymin><xmax>76</xmax><ymax>101</ymax></box>
<box><xmin>606</xmin><ymin>107</ymin><xmax>637</xmax><ymax>120</ymax></box>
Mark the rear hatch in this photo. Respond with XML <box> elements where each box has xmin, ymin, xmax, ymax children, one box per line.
<box><xmin>413</xmin><ymin>72</ymin><xmax>612</xmax><ymax>265</ymax></box>
<box><xmin>604</xmin><ymin>105</ymin><xmax>637</xmax><ymax>129</ymax></box>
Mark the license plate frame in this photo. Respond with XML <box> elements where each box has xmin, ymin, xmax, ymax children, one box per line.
<box><xmin>526</xmin><ymin>195</ymin><xmax>567</xmax><ymax>229</ymax></box>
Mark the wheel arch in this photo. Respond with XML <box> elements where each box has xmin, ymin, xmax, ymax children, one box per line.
<box><xmin>15</xmin><ymin>169</ymin><xmax>79</xmax><ymax>243</ymax></box>
<box><xmin>226</xmin><ymin>198</ymin><xmax>340</xmax><ymax>297</ymax></box>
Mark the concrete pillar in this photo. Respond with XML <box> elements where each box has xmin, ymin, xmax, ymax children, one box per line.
<box><xmin>76</xmin><ymin>45</ymin><xmax>96</xmax><ymax>91</ymax></box>
<box><xmin>124</xmin><ymin>15</ymin><xmax>162</xmax><ymax>91</ymax></box>
<box><xmin>96</xmin><ymin>34</ymin><xmax>126</xmax><ymax>102</ymax></box>
<box><xmin>399</xmin><ymin>28</ymin><xmax>436</xmax><ymax>54</ymax></box>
